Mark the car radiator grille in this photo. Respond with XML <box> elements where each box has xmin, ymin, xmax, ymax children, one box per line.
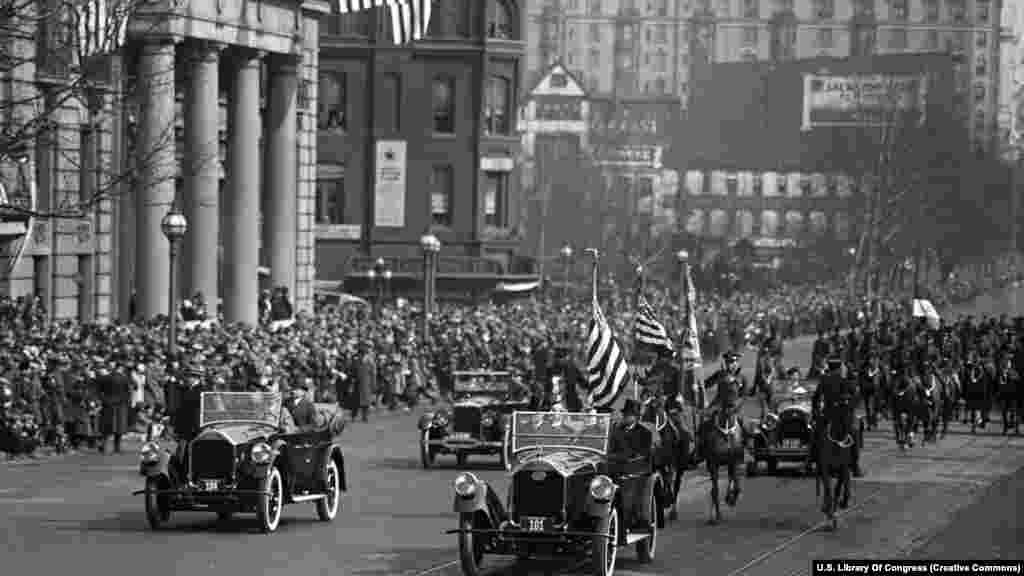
<box><xmin>453</xmin><ymin>406</ymin><xmax>480</xmax><ymax>435</ymax></box>
<box><xmin>190</xmin><ymin>439</ymin><xmax>235</xmax><ymax>481</ymax></box>
<box><xmin>513</xmin><ymin>470</ymin><xmax>564</xmax><ymax>519</ymax></box>
<box><xmin>779</xmin><ymin>412</ymin><xmax>810</xmax><ymax>439</ymax></box>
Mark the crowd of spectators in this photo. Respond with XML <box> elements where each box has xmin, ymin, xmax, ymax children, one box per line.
<box><xmin>0</xmin><ymin>271</ymin><xmax>994</xmax><ymax>459</ymax></box>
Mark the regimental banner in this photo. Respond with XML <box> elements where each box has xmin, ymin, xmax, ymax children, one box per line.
<box><xmin>800</xmin><ymin>73</ymin><xmax>928</xmax><ymax>131</ymax></box>
<box><xmin>374</xmin><ymin>140</ymin><xmax>406</xmax><ymax>228</ymax></box>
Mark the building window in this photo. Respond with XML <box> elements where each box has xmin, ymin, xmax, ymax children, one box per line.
<box><xmin>736</xmin><ymin>210</ymin><xmax>754</xmax><ymax>237</ymax></box>
<box><xmin>488</xmin><ymin>0</ymin><xmax>514</xmax><ymax>39</ymax></box>
<box><xmin>974</xmin><ymin>109</ymin><xmax>986</xmax><ymax>134</ymax></box>
<box><xmin>950</xmin><ymin>0</ymin><xmax>966</xmax><ymax>23</ymax></box>
<box><xmin>813</xmin><ymin>0</ymin><xmax>833</xmax><ymax>19</ymax></box>
<box><xmin>438</xmin><ymin>0</ymin><xmax>472</xmax><ymax>38</ymax></box>
<box><xmin>924</xmin><ymin>29</ymin><xmax>939</xmax><ymax>50</ymax></box>
<box><xmin>709</xmin><ymin>209</ymin><xmax>729</xmax><ymax>237</ymax></box>
<box><xmin>318</xmin><ymin>70</ymin><xmax>346</xmax><ymax>132</ymax></box>
<box><xmin>976</xmin><ymin>0</ymin><xmax>989</xmax><ymax>23</ymax></box>
<box><xmin>316</xmin><ymin>172</ymin><xmax>345</xmax><ymax>224</ymax></box>
<box><xmin>889</xmin><ymin>0</ymin><xmax>908</xmax><ymax>20</ymax></box>
<box><xmin>975</xmin><ymin>83</ymin><xmax>986</xmax><ymax>102</ymax></box>
<box><xmin>760</xmin><ymin>210</ymin><xmax>779</xmax><ymax>236</ymax></box>
<box><xmin>817</xmin><ymin>28</ymin><xmax>833</xmax><ymax>49</ymax></box>
<box><xmin>743</xmin><ymin>26</ymin><xmax>758</xmax><ymax>45</ymax></box>
<box><xmin>484</xmin><ymin>76</ymin><xmax>510</xmax><ymax>135</ymax></box>
<box><xmin>976</xmin><ymin>32</ymin><xmax>988</xmax><ymax>49</ymax></box>
<box><xmin>382</xmin><ymin>73</ymin><xmax>401</xmax><ymax>133</ymax></box>
<box><xmin>770</xmin><ymin>19</ymin><xmax>797</xmax><ymax>61</ymax></box>
<box><xmin>743</xmin><ymin>0</ymin><xmax>759</xmax><ymax>18</ymax></box>
<box><xmin>79</xmin><ymin>123</ymin><xmax>97</xmax><ymax>205</ymax></box>
<box><xmin>589</xmin><ymin>23</ymin><xmax>601</xmax><ymax>43</ymax></box>
<box><xmin>588</xmin><ymin>0</ymin><xmax>602</xmax><ymax>15</ymax></box>
<box><xmin>825</xmin><ymin>174</ymin><xmax>837</xmax><ymax>196</ymax></box>
<box><xmin>686</xmin><ymin>209</ymin><xmax>706</xmax><ymax>235</ymax></box>
<box><xmin>851</xmin><ymin>24</ymin><xmax>876</xmax><ymax>57</ymax></box>
<box><xmin>888</xmin><ymin>29</ymin><xmax>907</xmax><ymax>50</ymax></box>
<box><xmin>484</xmin><ymin>171</ymin><xmax>509</xmax><ymax>228</ymax></box>
<box><xmin>923</xmin><ymin>0</ymin><xmax>939</xmax><ymax>22</ymax></box>
<box><xmin>431</xmin><ymin>165</ymin><xmax>453</xmax><ymax>227</ymax></box>
<box><xmin>432</xmin><ymin>76</ymin><xmax>455</xmax><ymax>133</ymax></box>
<box><xmin>975</xmin><ymin>54</ymin><xmax>987</xmax><ymax>76</ymax></box>
<box><xmin>853</xmin><ymin>0</ymin><xmax>873</xmax><ymax>17</ymax></box>
<box><xmin>784</xmin><ymin>211</ymin><xmax>804</xmax><ymax>236</ymax></box>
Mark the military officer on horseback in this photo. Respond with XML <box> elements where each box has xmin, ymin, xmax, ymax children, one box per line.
<box><xmin>812</xmin><ymin>357</ymin><xmax>863</xmax><ymax>477</ymax></box>
<box><xmin>694</xmin><ymin>351</ymin><xmax>747</xmax><ymax>463</ymax></box>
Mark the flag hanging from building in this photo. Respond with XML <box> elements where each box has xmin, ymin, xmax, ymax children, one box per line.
<box><xmin>333</xmin><ymin>0</ymin><xmax>432</xmax><ymax>45</ymax></box>
<box><xmin>634</xmin><ymin>294</ymin><xmax>673</xmax><ymax>354</ymax></box>
<box><xmin>585</xmin><ymin>264</ymin><xmax>630</xmax><ymax>410</ymax></box>
<box><xmin>75</xmin><ymin>0</ymin><xmax>131</xmax><ymax>60</ymax></box>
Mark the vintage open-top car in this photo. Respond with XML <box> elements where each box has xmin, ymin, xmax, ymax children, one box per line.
<box><xmin>132</xmin><ymin>391</ymin><xmax>347</xmax><ymax>533</ymax></box>
<box><xmin>419</xmin><ymin>371</ymin><xmax>530</xmax><ymax>470</ymax></box>
<box><xmin>746</xmin><ymin>377</ymin><xmax>863</xmax><ymax>476</ymax></box>
<box><xmin>446</xmin><ymin>411</ymin><xmax>663</xmax><ymax>576</ymax></box>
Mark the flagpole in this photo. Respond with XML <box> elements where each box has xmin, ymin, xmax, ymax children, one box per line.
<box><xmin>584</xmin><ymin>248</ymin><xmax>601</xmax><ymax>409</ymax></box>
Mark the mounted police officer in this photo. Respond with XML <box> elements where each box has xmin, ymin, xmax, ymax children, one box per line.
<box><xmin>812</xmin><ymin>357</ymin><xmax>863</xmax><ymax>477</ymax></box>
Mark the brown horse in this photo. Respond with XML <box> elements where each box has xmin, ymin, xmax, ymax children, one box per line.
<box><xmin>816</xmin><ymin>395</ymin><xmax>856</xmax><ymax>531</ymax></box>
<box><xmin>697</xmin><ymin>404</ymin><xmax>745</xmax><ymax>524</ymax></box>
<box><xmin>641</xmin><ymin>394</ymin><xmax>692</xmax><ymax>521</ymax></box>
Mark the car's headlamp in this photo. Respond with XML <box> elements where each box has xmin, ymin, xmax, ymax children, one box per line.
<box><xmin>453</xmin><ymin>472</ymin><xmax>479</xmax><ymax>498</ymax></box>
<box><xmin>481</xmin><ymin>413</ymin><xmax>495</xmax><ymax>427</ymax></box>
<box><xmin>589</xmin><ymin>475</ymin><xmax>615</xmax><ymax>502</ymax></box>
<box><xmin>433</xmin><ymin>412</ymin><xmax>449</xmax><ymax>427</ymax></box>
<box><xmin>250</xmin><ymin>442</ymin><xmax>273</xmax><ymax>464</ymax></box>
<box><xmin>139</xmin><ymin>442</ymin><xmax>161</xmax><ymax>464</ymax></box>
<box><xmin>762</xmin><ymin>413</ymin><xmax>779</xmax><ymax>430</ymax></box>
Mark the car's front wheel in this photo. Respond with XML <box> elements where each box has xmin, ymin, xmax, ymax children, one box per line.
<box><xmin>499</xmin><ymin>427</ymin><xmax>512</xmax><ymax>472</ymax></box>
<box><xmin>457</xmin><ymin>513</ymin><xmax>484</xmax><ymax>576</ymax></box>
<box><xmin>420</xmin><ymin>430</ymin><xmax>435</xmax><ymax>469</ymax></box>
<box><xmin>144</xmin><ymin>477</ymin><xmax>171</xmax><ymax>530</ymax></box>
<box><xmin>316</xmin><ymin>460</ymin><xmax>341</xmax><ymax>521</ymax></box>
<box><xmin>592</xmin><ymin>508</ymin><xmax>619</xmax><ymax>576</ymax></box>
<box><xmin>257</xmin><ymin>467</ymin><xmax>283</xmax><ymax>533</ymax></box>
<box><xmin>636</xmin><ymin>491</ymin><xmax>657</xmax><ymax>562</ymax></box>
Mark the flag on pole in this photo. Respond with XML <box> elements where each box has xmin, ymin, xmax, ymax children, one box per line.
<box><xmin>679</xmin><ymin>262</ymin><xmax>704</xmax><ymax>408</ymax></box>
<box><xmin>585</xmin><ymin>259</ymin><xmax>630</xmax><ymax>410</ymax></box>
<box><xmin>333</xmin><ymin>0</ymin><xmax>432</xmax><ymax>45</ymax></box>
<box><xmin>634</xmin><ymin>294</ymin><xmax>673</xmax><ymax>354</ymax></box>
<box><xmin>75</xmin><ymin>0</ymin><xmax>131</xmax><ymax>60</ymax></box>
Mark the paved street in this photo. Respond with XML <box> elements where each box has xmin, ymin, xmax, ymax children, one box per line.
<box><xmin>2</xmin><ymin>333</ymin><xmax>1023</xmax><ymax>576</ymax></box>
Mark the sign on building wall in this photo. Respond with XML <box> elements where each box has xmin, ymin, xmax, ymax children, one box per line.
<box><xmin>374</xmin><ymin>140</ymin><xmax>406</xmax><ymax>228</ymax></box>
<box><xmin>598</xmin><ymin>144</ymin><xmax>663</xmax><ymax>168</ymax></box>
<box><xmin>801</xmin><ymin>73</ymin><xmax>928</xmax><ymax>131</ymax></box>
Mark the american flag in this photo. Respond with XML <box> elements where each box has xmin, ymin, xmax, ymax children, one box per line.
<box><xmin>75</xmin><ymin>0</ymin><xmax>131</xmax><ymax>60</ymax></box>
<box><xmin>634</xmin><ymin>294</ymin><xmax>673</xmax><ymax>353</ymax></box>
<box><xmin>334</xmin><ymin>0</ymin><xmax>432</xmax><ymax>45</ymax></box>
<box><xmin>585</xmin><ymin>291</ymin><xmax>630</xmax><ymax>410</ymax></box>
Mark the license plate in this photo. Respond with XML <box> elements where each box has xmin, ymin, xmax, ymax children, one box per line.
<box><xmin>450</xmin><ymin>433</ymin><xmax>471</xmax><ymax>440</ymax></box>
<box><xmin>783</xmin><ymin>440</ymin><xmax>802</xmax><ymax>449</ymax></box>
<box><xmin>523</xmin><ymin>516</ymin><xmax>547</xmax><ymax>532</ymax></box>
<box><xmin>202</xmin><ymin>480</ymin><xmax>218</xmax><ymax>491</ymax></box>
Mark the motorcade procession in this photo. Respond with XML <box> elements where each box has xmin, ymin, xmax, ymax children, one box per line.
<box><xmin>1</xmin><ymin>250</ymin><xmax>1022</xmax><ymax>575</ymax></box>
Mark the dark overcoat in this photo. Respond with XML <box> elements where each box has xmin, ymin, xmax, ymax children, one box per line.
<box><xmin>98</xmin><ymin>370</ymin><xmax>132</xmax><ymax>436</ymax></box>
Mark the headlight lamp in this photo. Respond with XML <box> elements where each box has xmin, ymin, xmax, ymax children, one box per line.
<box><xmin>589</xmin><ymin>475</ymin><xmax>615</xmax><ymax>501</ymax></box>
<box><xmin>433</xmin><ymin>413</ymin><xmax>449</xmax><ymax>427</ymax></box>
<box><xmin>762</xmin><ymin>413</ymin><xmax>779</xmax><ymax>430</ymax></box>
<box><xmin>453</xmin><ymin>472</ymin><xmax>479</xmax><ymax>498</ymax></box>
<box><xmin>481</xmin><ymin>414</ymin><xmax>495</xmax><ymax>427</ymax></box>
<box><xmin>250</xmin><ymin>442</ymin><xmax>272</xmax><ymax>464</ymax></box>
<box><xmin>139</xmin><ymin>442</ymin><xmax>161</xmax><ymax>464</ymax></box>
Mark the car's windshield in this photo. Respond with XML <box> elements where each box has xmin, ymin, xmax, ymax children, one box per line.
<box><xmin>453</xmin><ymin>372</ymin><xmax>513</xmax><ymax>395</ymax></box>
<box><xmin>200</xmin><ymin>391</ymin><xmax>282</xmax><ymax>428</ymax></box>
<box><xmin>773</xmin><ymin>379</ymin><xmax>816</xmax><ymax>406</ymax></box>
<box><xmin>511</xmin><ymin>411</ymin><xmax>611</xmax><ymax>454</ymax></box>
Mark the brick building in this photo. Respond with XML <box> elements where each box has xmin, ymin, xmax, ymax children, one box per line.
<box><xmin>314</xmin><ymin>0</ymin><xmax>530</xmax><ymax>291</ymax></box>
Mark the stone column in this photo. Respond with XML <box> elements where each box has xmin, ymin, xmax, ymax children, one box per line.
<box><xmin>134</xmin><ymin>39</ymin><xmax>177</xmax><ymax>320</ymax></box>
<box><xmin>223</xmin><ymin>49</ymin><xmax>262</xmax><ymax>325</ymax></box>
<box><xmin>183</xmin><ymin>40</ymin><xmax>222</xmax><ymax>313</ymax></box>
<box><xmin>263</xmin><ymin>54</ymin><xmax>298</xmax><ymax>299</ymax></box>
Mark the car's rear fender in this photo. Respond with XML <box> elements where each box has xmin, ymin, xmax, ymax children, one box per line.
<box><xmin>320</xmin><ymin>444</ymin><xmax>348</xmax><ymax>492</ymax></box>
<box><xmin>139</xmin><ymin>450</ymin><xmax>171</xmax><ymax>478</ymax></box>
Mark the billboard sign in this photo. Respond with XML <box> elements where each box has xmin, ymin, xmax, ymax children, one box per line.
<box><xmin>374</xmin><ymin>140</ymin><xmax>406</xmax><ymax>228</ymax></box>
<box><xmin>801</xmin><ymin>73</ymin><xmax>928</xmax><ymax>131</ymax></box>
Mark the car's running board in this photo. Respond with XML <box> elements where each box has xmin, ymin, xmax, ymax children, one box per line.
<box><xmin>290</xmin><ymin>494</ymin><xmax>326</xmax><ymax>503</ymax></box>
<box><xmin>625</xmin><ymin>532</ymin><xmax>651</xmax><ymax>545</ymax></box>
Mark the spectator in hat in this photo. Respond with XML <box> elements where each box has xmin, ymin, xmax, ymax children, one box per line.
<box><xmin>608</xmin><ymin>398</ymin><xmax>655</xmax><ymax>529</ymax></box>
<box><xmin>285</xmin><ymin>379</ymin><xmax>320</xmax><ymax>431</ymax></box>
<box><xmin>351</xmin><ymin>343</ymin><xmax>375</xmax><ymax>422</ymax></box>
<box><xmin>97</xmin><ymin>356</ymin><xmax>133</xmax><ymax>453</ymax></box>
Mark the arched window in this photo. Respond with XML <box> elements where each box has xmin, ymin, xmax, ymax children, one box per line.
<box><xmin>833</xmin><ymin>211</ymin><xmax>850</xmax><ymax>241</ymax></box>
<box><xmin>685</xmin><ymin>170</ymin><xmax>704</xmax><ymax>195</ymax></box>
<box><xmin>735</xmin><ymin>210</ymin><xmax>754</xmax><ymax>237</ymax></box>
<box><xmin>685</xmin><ymin>209</ymin><xmax>706</xmax><ymax>235</ymax></box>
<box><xmin>760</xmin><ymin>210</ymin><xmax>779</xmax><ymax>236</ymax></box>
<box><xmin>709</xmin><ymin>209</ymin><xmax>729</xmax><ymax>237</ymax></box>
<box><xmin>809</xmin><ymin>211</ymin><xmax>827</xmax><ymax>234</ymax></box>
<box><xmin>488</xmin><ymin>0</ymin><xmax>515</xmax><ymax>40</ymax></box>
<box><xmin>432</xmin><ymin>76</ymin><xmax>455</xmax><ymax>133</ymax></box>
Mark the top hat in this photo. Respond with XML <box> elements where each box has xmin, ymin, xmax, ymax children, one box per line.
<box><xmin>723</xmin><ymin>350</ymin><xmax>740</xmax><ymax>361</ymax></box>
<box><xmin>826</xmin><ymin>357</ymin><xmax>843</xmax><ymax>369</ymax></box>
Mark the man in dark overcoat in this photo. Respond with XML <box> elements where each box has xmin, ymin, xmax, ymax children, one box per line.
<box><xmin>98</xmin><ymin>354</ymin><xmax>133</xmax><ymax>453</ymax></box>
<box><xmin>352</xmin><ymin>343</ymin><xmax>375</xmax><ymax>422</ymax></box>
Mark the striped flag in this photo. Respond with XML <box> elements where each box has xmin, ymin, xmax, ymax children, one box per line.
<box><xmin>634</xmin><ymin>294</ymin><xmax>673</xmax><ymax>354</ymax></box>
<box><xmin>333</xmin><ymin>0</ymin><xmax>432</xmax><ymax>45</ymax></box>
<box><xmin>585</xmin><ymin>279</ymin><xmax>630</xmax><ymax>410</ymax></box>
<box><xmin>75</xmin><ymin>0</ymin><xmax>131</xmax><ymax>60</ymax></box>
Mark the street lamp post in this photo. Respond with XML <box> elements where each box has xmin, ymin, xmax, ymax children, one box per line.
<box><xmin>634</xmin><ymin>264</ymin><xmax>645</xmax><ymax>308</ymax></box>
<box><xmin>419</xmin><ymin>233</ymin><xmax>441</xmax><ymax>342</ymax></box>
<box><xmin>559</xmin><ymin>244</ymin><xmax>573</xmax><ymax>301</ymax></box>
<box><xmin>676</xmin><ymin>249</ymin><xmax>689</xmax><ymax>307</ymax></box>
<box><xmin>372</xmin><ymin>257</ymin><xmax>388</xmax><ymax>317</ymax></box>
<box><xmin>160</xmin><ymin>210</ymin><xmax>188</xmax><ymax>360</ymax></box>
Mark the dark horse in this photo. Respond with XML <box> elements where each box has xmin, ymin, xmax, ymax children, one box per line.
<box><xmin>815</xmin><ymin>393</ymin><xmax>856</xmax><ymax>531</ymax></box>
<box><xmin>891</xmin><ymin>370</ymin><xmax>920</xmax><ymax>450</ymax></box>
<box><xmin>640</xmin><ymin>394</ymin><xmax>692</xmax><ymax>521</ymax></box>
<box><xmin>697</xmin><ymin>380</ymin><xmax>745</xmax><ymax>524</ymax></box>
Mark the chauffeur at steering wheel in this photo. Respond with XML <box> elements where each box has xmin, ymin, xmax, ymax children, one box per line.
<box><xmin>607</xmin><ymin>399</ymin><xmax>655</xmax><ymax>530</ymax></box>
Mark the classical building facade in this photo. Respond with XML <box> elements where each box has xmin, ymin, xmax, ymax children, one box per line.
<box><xmin>314</xmin><ymin>0</ymin><xmax>528</xmax><ymax>285</ymax></box>
<box><xmin>1</xmin><ymin>0</ymin><xmax>328</xmax><ymax>322</ymax></box>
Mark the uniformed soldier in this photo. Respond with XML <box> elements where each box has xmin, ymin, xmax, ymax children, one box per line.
<box><xmin>812</xmin><ymin>357</ymin><xmax>863</xmax><ymax>477</ymax></box>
